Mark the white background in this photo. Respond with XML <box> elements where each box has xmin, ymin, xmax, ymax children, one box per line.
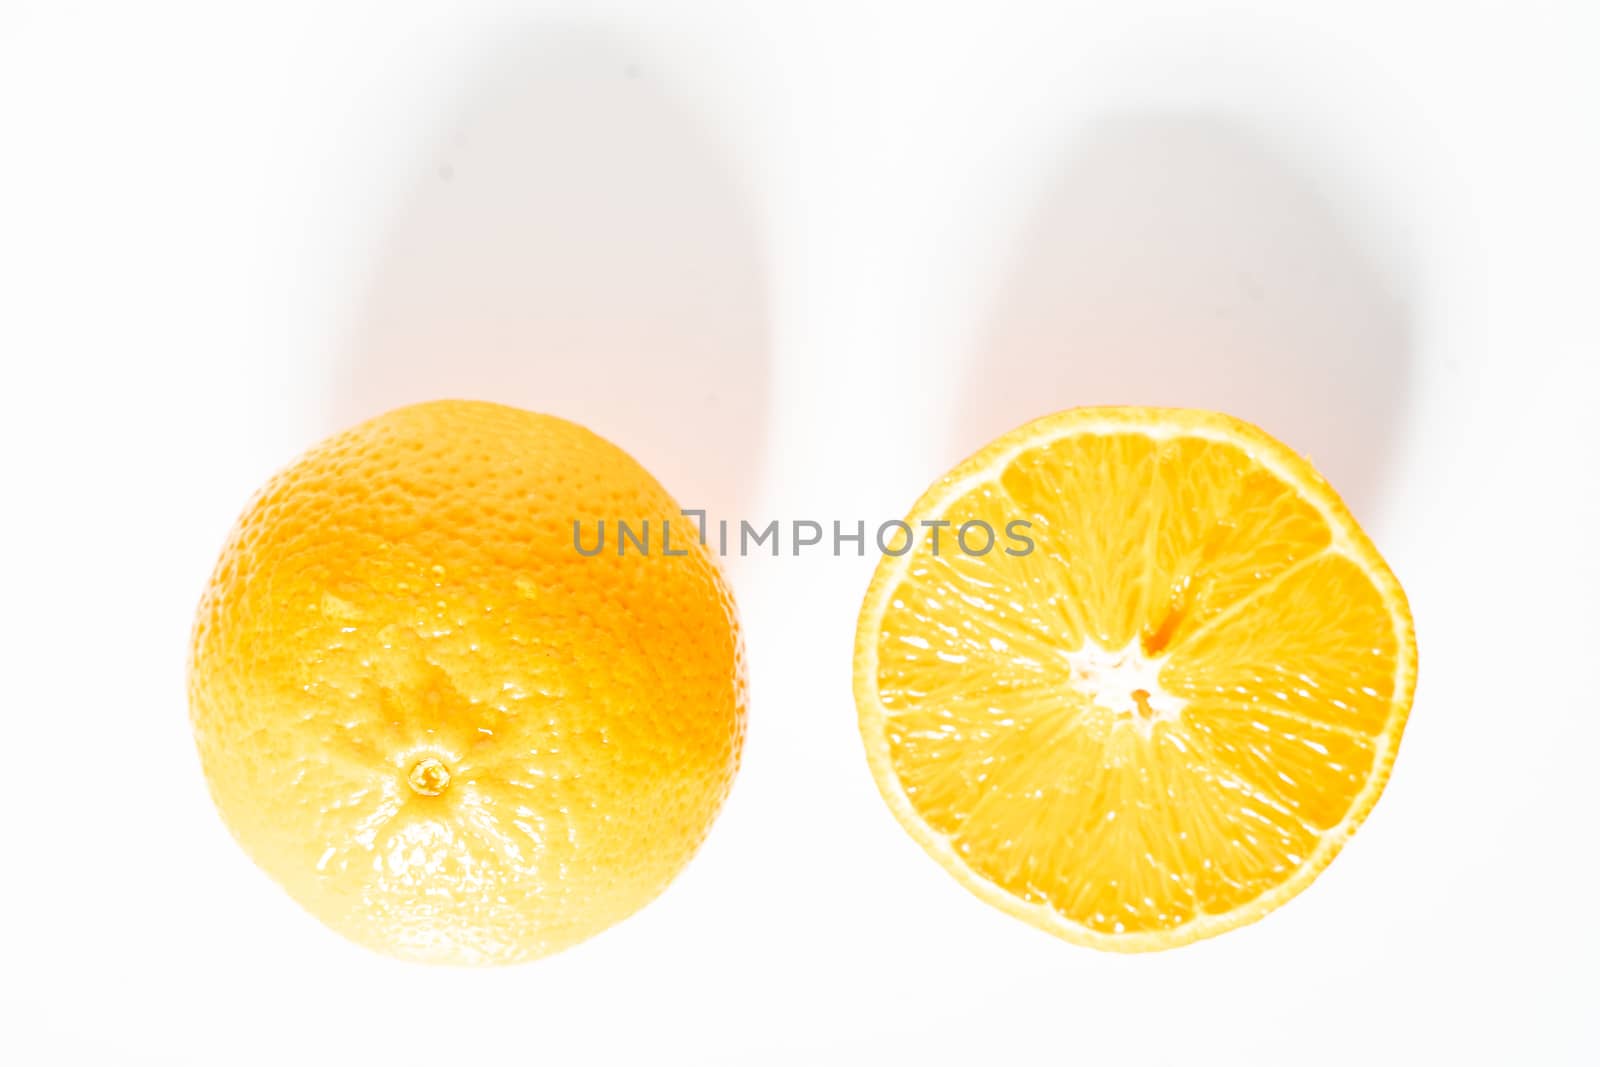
<box><xmin>3</xmin><ymin>1</ymin><xmax>1598</xmax><ymax>1063</ymax></box>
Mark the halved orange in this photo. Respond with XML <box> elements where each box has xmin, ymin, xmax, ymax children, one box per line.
<box><xmin>854</xmin><ymin>407</ymin><xmax>1416</xmax><ymax>951</ymax></box>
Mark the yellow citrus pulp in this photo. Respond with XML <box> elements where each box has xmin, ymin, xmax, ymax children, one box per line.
<box><xmin>190</xmin><ymin>400</ymin><xmax>746</xmax><ymax>964</ymax></box>
<box><xmin>855</xmin><ymin>407</ymin><xmax>1416</xmax><ymax>951</ymax></box>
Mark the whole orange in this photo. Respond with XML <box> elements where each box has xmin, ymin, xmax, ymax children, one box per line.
<box><xmin>189</xmin><ymin>400</ymin><xmax>746</xmax><ymax>964</ymax></box>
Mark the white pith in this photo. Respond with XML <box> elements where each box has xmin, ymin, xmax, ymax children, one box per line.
<box><xmin>1065</xmin><ymin>640</ymin><xmax>1185</xmax><ymax>736</ymax></box>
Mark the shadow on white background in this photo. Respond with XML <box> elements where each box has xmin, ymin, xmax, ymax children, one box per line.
<box><xmin>959</xmin><ymin>114</ymin><xmax>1412</xmax><ymax>522</ymax></box>
<box><xmin>329</xmin><ymin>27</ymin><xmax>771</xmax><ymax>521</ymax></box>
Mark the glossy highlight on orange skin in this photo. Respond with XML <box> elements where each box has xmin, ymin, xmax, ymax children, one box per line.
<box><xmin>855</xmin><ymin>407</ymin><xmax>1416</xmax><ymax>951</ymax></box>
<box><xmin>190</xmin><ymin>400</ymin><xmax>747</xmax><ymax>965</ymax></box>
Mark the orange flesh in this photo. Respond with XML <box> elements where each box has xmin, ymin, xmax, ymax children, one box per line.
<box><xmin>862</xmin><ymin>413</ymin><xmax>1414</xmax><ymax>946</ymax></box>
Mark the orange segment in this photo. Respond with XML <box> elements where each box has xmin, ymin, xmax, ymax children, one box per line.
<box><xmin>855</xmin><ymin>407</ymin><xmax>1415</xmax><ymax>951</ymax></box>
